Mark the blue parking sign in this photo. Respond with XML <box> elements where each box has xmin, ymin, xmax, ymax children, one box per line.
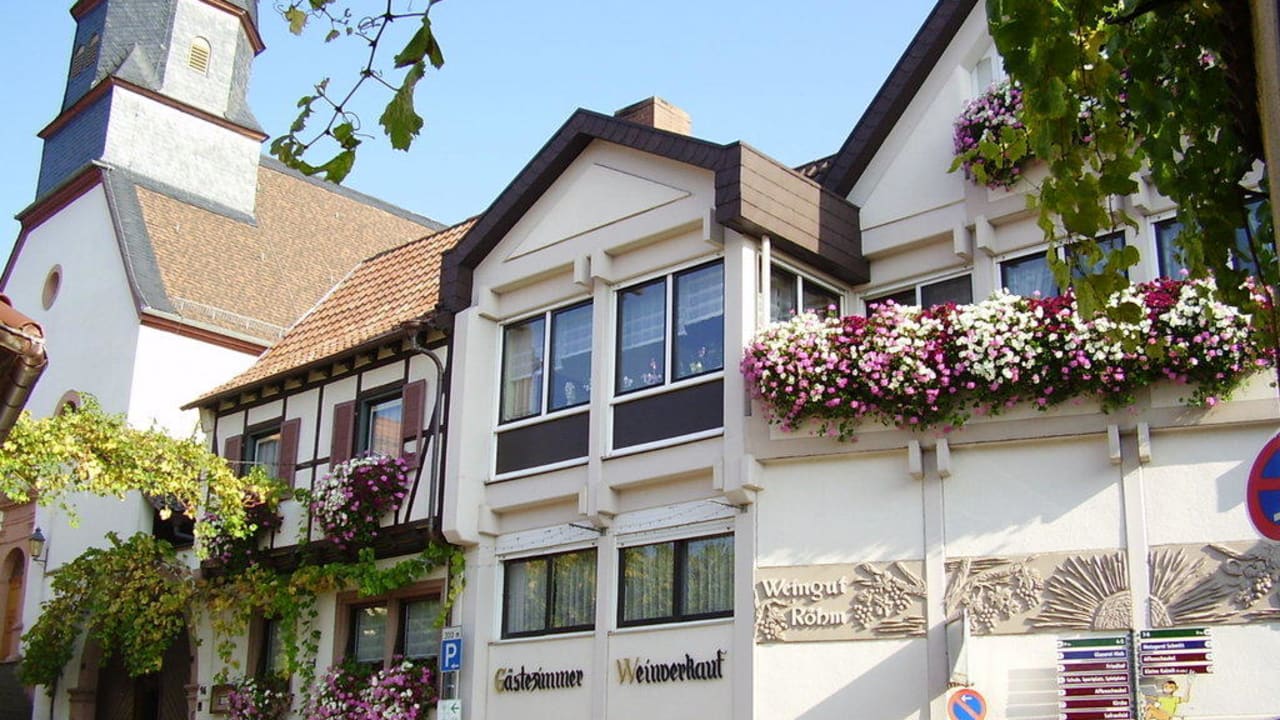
<box><xmin>441</xmin><ymin>626</ymin><xmax>462</xmax><ymax>672</ymax></box>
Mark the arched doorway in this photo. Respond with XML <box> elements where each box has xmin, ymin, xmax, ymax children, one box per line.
<box><xmin>75</xmin><ymin>627</ymin><xmax>195</xmax><ymax>720</ymax></box>
<box><xmin>0</xmin><ymin>548</ymin><xmax>24</xmax><ymax>659</ymax></box>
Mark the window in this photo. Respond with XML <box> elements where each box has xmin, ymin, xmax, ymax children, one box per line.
<box><xmin>1000</xmin><ymin>233</ymin><xmax>1127</xmax><ymax>298</ymax></box>
<box><xmin>342</xmin><ymin>590</ymin><xmax>442</xmax><ymax>671</ymax></box>
<box><xmin>617</xmin><ymin>261</ymin><xmax>723</xmax><ymax>393</ymax></box>
<box><xmin>246</xmin><ymin>427</ymin><xmax>281</xmax><ymax>476</ymax></box>
<box><xmin>618</xmin><ymin>534</ymin><xmax>733</xmax><ymax>627</ymax></box>
<box><xmin>1000</xmin><ymin>251</ymin><xmax>1058</xmax><ymax>297</ymax></box>
<box><xmin>770</xmin><ymin>265</ymin><xmax>842</xmax><ymax>322</ymax></box>
<box><xmin>502</xmin><ymin>548</ymin><xmax>596</xmax><ymax>638</ymax></box>
<box><xmin>1154</xmin><ymin>198</ymin><xmax>1265</xmax><ymax>278</ymax></box>
<box><xmin>359</xmin><ymin>394</ymin><xmax>403</xmax><ymax>456</ymax></box>
<box><xmin>256</xmin><ymin>617</ymin><xmax>286</xmax><ymax>677</ymax></box>
<box><xmin>500</xmin><ymin>302</ymin><xmax>592</xmax><ymax>423</ymax></box>
<box><xmin>42</xmin><ymin>265</ymin><xmax>62</xmax><ymax>310</ymax></box>
<box><xmin>866</xmin><ymin>274</ymin><xmax>973</xmax><ymax>313</ymax></box>
<box><xmin>187</xmin><ymin>37</ymin><xmax>211</xmax><ymax>74</ymax></box>
<box><xmin>970</xmin><ymin>45</ymin><xmax>1005</xmax><ymax>96</ymax></box>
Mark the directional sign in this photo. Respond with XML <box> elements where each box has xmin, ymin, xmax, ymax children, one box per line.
<box><xmin>1055</xmin><ymin>637</ymin><xmax>1134</xmax><ymax>720</ymax></box>
<box><xmin>1246</xmin><ymin>434</ymin><xmax>1280</xmax><ymax>540</ymax></box>
<box><xmin>947</xmin><ymin>689</ymin><xmax>987</xmax><ymax>720</ymax></box>
<box><xmin>440</xmin><ymin>626</ymin><xmax>462</xmax><ymax>672</ymax></box>
<box><xmin>1137</xmin><ymin>628</ymin><xmax>1213</xmax><ymax>680</ymax></box>
<box><xmin>437</xmin><ymin>699</ymin><xmax>462</xmax><ymax>720</ymax></box>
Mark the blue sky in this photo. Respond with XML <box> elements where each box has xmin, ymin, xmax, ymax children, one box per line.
<box><xmin>1</xmin><ymin>1</ymin><xmax>938</xmax><ymax>254</ymax></box>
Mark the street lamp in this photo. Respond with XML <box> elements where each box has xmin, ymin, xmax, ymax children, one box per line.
<box><xmin>29</xmin><ymin>527</ymin><xmax>47</xmax><ymax>565</ymax></box>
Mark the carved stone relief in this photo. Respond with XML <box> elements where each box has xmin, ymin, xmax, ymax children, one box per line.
<box><xmin>1148</xmin><ymin>541</ymin><xmax>1280</xmax><ymax>626</ymax></box>
<box><xmin>943</xmin><ymin>541</ymin><xmax>1280</xmax><ymax>636</ymax></box>
<box><xmin>754</xmin><ymin>561</ymin><xmax>926</xmax><ymax>643</ymax></box>
<box><xmin>946</xmin><ymin>550</ymin><xmax>1131</xmax><ymax>635</ymax></box>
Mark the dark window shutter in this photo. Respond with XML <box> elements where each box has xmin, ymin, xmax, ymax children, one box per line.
<box><xmin>223</xmin><ymin>434</ymin><xmax>243</xmax><ymax>476</ymax></box>
<box><xmin>401</xmin><ymin>379</ymin><xmax>427</xmax><ymax>467</ymax></box>
<box><xmin>277</xmin><ymin>418</ymin><xmax>301</xmax><ymax>486</ymax></box>
<box><xmin>331</xmin><ymin>400</ymin><xmax>356</xmax><ymax>465</ymax></box>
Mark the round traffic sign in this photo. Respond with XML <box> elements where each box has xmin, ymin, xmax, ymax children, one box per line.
<box><xmin>947</xmin><ymin>688</ymin><xmax>987</xmax><ymax>720</ymax></box>
<box><xmin>1246</xmin><ymin>434</ymin><xmax>1280</xmax><ymax>540</ymax></box>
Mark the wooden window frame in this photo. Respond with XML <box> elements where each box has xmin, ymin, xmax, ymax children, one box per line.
<box><xmin>333</xmin><ymin>581</ymin><xmax>445</xmax><ymax>671</ymax></box>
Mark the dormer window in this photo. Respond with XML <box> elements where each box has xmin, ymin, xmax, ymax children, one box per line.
<box><xmin>187</xmin><ymin>37</ymin><xmax>211</xmax><ymax>75</ymax></box>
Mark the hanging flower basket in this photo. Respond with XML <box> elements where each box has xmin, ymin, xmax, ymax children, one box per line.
<box><xmin>308</xmin><ymin>658</ymin><xmax>437</xmax><ymax>720</ymax></box>
<box><xmin>227</xmin><ymin>675</ymin><xmax>292</xmax><ymax>720</ymax></box>
<box><xmin>951</xmin><ymin>80</ymin><xmax>1032</xmax><ymax>189</ymax></box>
<box><xmin>310</xmin><ymin>454</ymin><xmax>410</xmax><ymax>550</ymax></box>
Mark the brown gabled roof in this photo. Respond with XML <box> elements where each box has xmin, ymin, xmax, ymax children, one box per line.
<box><xmin>440</xmin><ymin>110</ymin><xmax>868</xmax><ymax>323</ymax></box>
<box><xmin>191</xmin><ymin>218</ymin><xmax>475</xmax><ymax>406</ymax></box>
<box><xmin>133</xmin><ymin>159</ymin><xmax>443</xmax><ymax>344</ymax></box>
<box><xmin>821</xmin><ymin>0</ymin><xmax>980</xmax><ymax>197</ymax></box>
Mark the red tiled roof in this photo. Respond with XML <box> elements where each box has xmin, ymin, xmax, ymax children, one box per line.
<box><xmin>194</xmin><ymin>218</ymin><xmax>475</xmax><ymax>403</ymax></box>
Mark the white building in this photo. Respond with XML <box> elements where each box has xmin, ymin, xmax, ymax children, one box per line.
<box><xmin>0</xmin><ymin>1</ymin><xmax>440</xmax><ymax>717</ymax></box>
<box><xmin>434</xmin><ymin>2</ymin><xmax>1280</xmax><ymax>719</ymax></box>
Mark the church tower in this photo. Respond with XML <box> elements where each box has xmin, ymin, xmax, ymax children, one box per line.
<box><xmin>36</xmin><ymin>0</ymin><xmax>265</xmax><ymax>215</ymax></box>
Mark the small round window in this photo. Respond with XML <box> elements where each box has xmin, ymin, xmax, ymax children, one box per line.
<box><xmin>41</xmin><ymin>265</ymin><xmax>62</xmax><ymax>310</ymax></box>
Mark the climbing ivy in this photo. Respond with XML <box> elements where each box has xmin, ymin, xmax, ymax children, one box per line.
<box><xmin>982</xmin><ymin>0</ymin><xmax>1273</xmax><ymax>320</ymax></box>
<box><xmin>19</xmin><ymin>533</ymin><xmax>195</xmax><ymax>688</ymax></box>
<box><xmin>0</xmin><ymin>397</ymin><xmax>271</xmax><ymax>539</ymax></box>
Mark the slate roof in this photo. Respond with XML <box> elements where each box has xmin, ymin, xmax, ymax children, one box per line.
<box><xmin>192</xmin><ymin>217</ymin><xmax>475</xmax><ymax>405</ymax></box>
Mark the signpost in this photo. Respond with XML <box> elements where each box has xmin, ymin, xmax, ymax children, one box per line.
<box><xmin>1246</xmin><ymin>434</ymin><xmax>1280</xmax><ymax>540</ymax></box>
<box><xmin>947</xmin><ymin>688</ymin><xmax>987</xmax><ymax>720</ymax></box>
<box><xmin>1056</xmin><ymin>637</ymin><xmax>1134</xmax><ymax>720</ymax></box>
<box><xmin>438</xmin><ymin>626</ymin><xmax>463</xmax><ymax>719</ymax></box>
<box><xmin>1137</xmin><ymin>628</ymin><xmax>1212</xmax><ymax>678</ymax></box>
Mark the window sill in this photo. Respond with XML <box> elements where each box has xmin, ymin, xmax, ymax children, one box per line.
<box><xmin>609</xmin><ymin>616</ymin><xmax>734</xmax><ymax>637</ymax></box>
<box><xmin>490</xmin><ymin>456</ymin><xmax>588</xmax><ymax>484</ymax></box>
<box><xmin>497</xmin><ymin>405</ymin><xmax>589</xmax><ymax>433</ymax></box>
<box><xmin>491</xmin><ymin>629</ymin><xmax>596</xmax><ymax>646</ymax></box>
<box><xmin>606</xmin><ymin>428</ymin><xmax>722</xmax><ymax>460</ymax></box>
<box><xmin>611</xmin><ymin>371</ymin><xmax>723</xmax><ymax>407</ymax></box>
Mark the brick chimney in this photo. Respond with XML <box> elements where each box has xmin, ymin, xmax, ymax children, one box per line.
<box><xmin>614</xmin><ymin>97</ymin><xmax>692</xmax><ymax>135</ymax></box>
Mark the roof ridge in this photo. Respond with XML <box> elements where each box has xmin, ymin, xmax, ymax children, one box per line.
<box><xmin>363</xmin><ymin>215</ymin><xmax>483</xmax><ymax>265</ymax></box>
<box><xmin>257</xmin><ymin>155</ymin><xmax>446</xmax><ymax>230</ymax></box>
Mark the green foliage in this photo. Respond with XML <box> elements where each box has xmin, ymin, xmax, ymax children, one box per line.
<box><xmin>984</xmin><ymin>0</ymin><xmax>1273</xmax><ymax>318</ymax></box>
<box><xmin>201</xmin><ymin>541</ymin><xmax>464</xmax><ymax>710</ymax></box>
<box><xmin>20</xmin><ymin>533</ymin><xmax>195</xmax><ymax>688</ymax></box>
<box><xmin>269</xmin><ymin>1</ymin><xmax>446</xmax><ymax>182</ymax></box>
<box><xmin>0</xmin><ymin>396</ymin><xmax>270</xmax><ymax>539</ymax></box>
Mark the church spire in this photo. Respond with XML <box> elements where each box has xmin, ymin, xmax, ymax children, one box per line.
<box><xmin>37</xmin><ymin>0</ymin><xmax>266</xmax><ymax>214</ymax></box>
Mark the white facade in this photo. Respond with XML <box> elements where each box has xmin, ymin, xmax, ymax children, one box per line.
<box><xmin>435</xmin><ymin>4</ymin><xmax>1280</xmax><ymax>718</ymax></box>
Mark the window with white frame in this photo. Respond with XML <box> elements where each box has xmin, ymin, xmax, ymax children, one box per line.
<box><xmin>358</xmin><ymin>393</ymin><xmax>403</xmax><ymax>456</ymax></box>
<box><xmin>246</xmin><ymin>427</ymin><xmax>281</xmax><ymax>477</ymax></box>
<box><xmin>970</xmin><ymin>45</ymin><xmax>1006</xmax><ymax>96</ymax></box>
<box><xmin>1000</xmin><ymin>232</ymin><xmax>1127</xmax><ymax>297</ymax></box>
<box><xmin>502</xmin><ymin>548</ymin><xmax>597</xmax><ymax>638</ymax></box>
<box><xmin>618</xmin><ymin>534</ymin><xmax>733</xmax><ymax>627</ymax></box>
<box><xmin>1153</xmin><ymin>198</ymin><xmax>1266</xmax><ymax>279</ymax></box>
<box><xmin>865</xmin><ymin>274</ymin><xmax>973</xmax><ymax>313</ymax></box>
<box><xmin>616</xmin><ymin>261</ymin><xmax>723</xmax><ymax>394</ymax></box>
<box><xmin>770</xmin><ymin>264</ymin><xmax>842</xmax><ymax>322</ymax></box>
<box><xmin>500</xmin><ymin>301</ymin><xmax>592</xmax><ymax>423</ymax></box>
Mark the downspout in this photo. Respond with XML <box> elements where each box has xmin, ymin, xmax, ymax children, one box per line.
<box><xmin>407</xmin><ymin>322</ymin><xmax>447</xmax><ymax>542</ymax></box>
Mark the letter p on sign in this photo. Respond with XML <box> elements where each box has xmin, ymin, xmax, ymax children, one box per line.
<box><xmin>441</xmin><ymin>626</ymin><xmax>462</xmax><ymax>672</ymax></box>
